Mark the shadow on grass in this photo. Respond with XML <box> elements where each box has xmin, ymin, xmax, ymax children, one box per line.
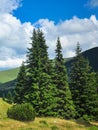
<box><xmin>76</xmin><ymin>119</ymin><xmax>98</xmax><ymax>129</ymax></box>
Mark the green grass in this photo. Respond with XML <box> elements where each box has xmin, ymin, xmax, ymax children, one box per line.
<box><xmin>0</xmin><ymin>98</ymin><xmax>98</xmax><ymax>130</ymax></box>
<box><xmin>0</xmin><ymin>98</ymin><xmax>11</xmax><ymax>119</ymax></box>
<box><xmin>0</xmin><ymin>68</ymin><xmax>19</xmax><ymax>83</ymax></box>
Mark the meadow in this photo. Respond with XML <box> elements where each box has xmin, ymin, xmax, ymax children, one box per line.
<box><xmin>0</xmin><ymin>98</ymin><xmax>98</xmax><ymax>130</ymax></box>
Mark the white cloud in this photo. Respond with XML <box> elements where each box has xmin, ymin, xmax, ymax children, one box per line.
<box><xmin>87</xmin><ymin>0</ymin><xmax>98</xmax><ymax>8</ymax></box>
<box><xmin>0</xmin><ymin>0</ymin><xmax>33</xmax><ymax>69</ymax></box>
<box><xmin>0</xmin><ymin>13</ymin><xmax>33</xmax><ymax>69</ymax></box>
<box><xmin>35</xmin><ymin>15</ymin><xmax>98</xmax><ymax>58</ymax></box>
<box><xmin>0</xmin><ymin>13</ymin><xmax>33</xmax><ymax>49</ymax></box>
<box><xmin>0</xmin><ymin>0</ymin><xmax>21</xmax><ymax>13</ymax></box>
<box><xmin>1</xmin><ymin>13</ymin><xmax>98</xmax><ymax>69</ymax></box>
<box><xmin>0</xmin><ymin>58</ymin><xmax>24</xmax><ymax>69</ymax></box>
<box><xmin>0</xmin><ymin>0</ymin><xmax>98</xmax><ymax>70</ymax></box>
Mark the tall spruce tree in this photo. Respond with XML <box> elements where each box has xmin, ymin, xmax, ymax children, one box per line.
<box><xmin>26</xmin><ymin>29</ymin><xmax>55</xmax><ymax>116</ymax></box>
<box><xmin>54</xmin><ymin>37</ymin><xmax>76</xmax><ymax>119</ymax></box>
<box><xmin>69</xmin><ymin>43</ymin><xmax>98</xmax><ymax>119</ymax></box>
<box><xmin>14</xmin><ymin>62</ymin><xmax>27</xmax><ymax>104</ymax></box>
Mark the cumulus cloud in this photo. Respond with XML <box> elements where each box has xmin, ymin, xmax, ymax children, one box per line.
<box><xmin>1</xmin><ymin>13</ymin><xmax>98</xmax><ymax>69</ymax></box>
<box><xmin>0</xmin><ymin>0</ymin><xmax>98</xmax><ymax>70</ymax></box>
<box><xmin>35</xmin><ymin>15</ymin><xmax>98</xmax><ymax>58</ymax></box>
<box><xmin>0</xmin><ymin>13</ymin><xmax>33</xmax><ymax>50</ymax></box>
<box><xmin>86</xmin><ymin>0</ymin><xmax>98</xmax><ymax>8</ymax></box>
<box><xmin>0</xmin><ymin>13</ymin><xmax>33</xmax><ymax>68</ymax></box>
<box><xmin>0</xmin><ymin>0</ymin><xmax>33</xmax><ymax>70</ymax></box>
<box><xmin>0</xmin><ymin>58</ymin><xmax>24</xmax><ymax>69</ymax></box>
<box><xmin>0</xmin><ymin>0</ymin><xmax>22</xmax><ymax>13</ymax></box>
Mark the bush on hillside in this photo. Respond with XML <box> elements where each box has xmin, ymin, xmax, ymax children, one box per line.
<box><xmin>7</xmin><ymin>103</ymin><xmax>35</xmax><ymax>121</ymax></box>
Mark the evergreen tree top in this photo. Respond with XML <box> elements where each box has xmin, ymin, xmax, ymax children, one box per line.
<box><xmin>75</xmin><ymin>42</ymin><xmax>82</xmax><ymax>56</ymax></box>
<box><xmin>55</xmin><ymin>37</ymin><xmax>63</xmax><ymax>62</ymax></box>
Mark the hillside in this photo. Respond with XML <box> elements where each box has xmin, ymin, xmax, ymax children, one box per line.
<box><xmin>83</xmin><ymin>47</ymin><xmax>98</xmax><ymax>71</ymax></box>
<box><xmin>0</xmin><ymin>68</ymin><xmax>19</xmax><ymax>84</ymax></box>
<box><xmin>65</xmin><ymin>47</ymin><xmax>98</xmax><ymax>72</ymax></box>
<box><xmin>0</xmin><ymin>47</ymin><xmax>98</xmax><ymax>96</ymax></box>
<box><xmin>0</xmin><ymin>98</ymin><xmax>11</xmax><ymax>119</ymax></box>
<box><xmin>0</xmin><ymin>68</ymin><xmax>19</xmax><ymax>97</ymax></box>
<box><xmin>0</xmin><ymin>98</ymin><xmax>98</xmax><ymax>130</ymax></box>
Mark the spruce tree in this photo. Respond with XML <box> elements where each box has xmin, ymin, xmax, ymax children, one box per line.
<box><xmin>83</xmin><ymin>71</ymin><xmax>98</xmax><ymax>120</ymax></box>
<box><xmin>26</xmin><ymin>29</ymin><xmax>55</xmax><ymax>116</ymax></box>
<box><xmin>54</xmin><ymin>37</ymin><xmax>75</xmax><ymax>119</ymax></box>
<box><xmin>26</xmin><ymin>29</ymin><xmax>39</xmax><ymax>84</ymax></box>
<box><xmin>14</xmin><ymin>62</ymin><xmax>27</xmax><ymax>104</ymax></box>
<box><xmin>69</xmin><ymin>43</ymin><xmax>98</xmax><ymax>119</ymax></box>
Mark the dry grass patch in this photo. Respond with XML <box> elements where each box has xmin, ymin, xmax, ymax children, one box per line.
<box><xmin>0</xmin><ymin>117</ymin><xmax>89</xmax><ymax>130</ymax></box>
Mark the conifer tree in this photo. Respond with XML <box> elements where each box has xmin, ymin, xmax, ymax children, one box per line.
<box><xmin>96</xmin><ymin>72</ymin><xmax>98</xmax><ymax>93</ymax></box>
<box><xmin>25</xmin><ymin>29</ymin><xmax>41</xmax><ymax>113</ymax></box>
<box><xmin>26</xmin><ymin>29</ymin><xmax>55</xmax><ymax>116</ymax></box>
<box><xmin>54</xmin><ymin>37</ymin><xmax>76</xmax><ymax>119</ymax></box>
<box><xmin>69</xmin><ymin>43</ymin><xmax>98</xmax><ymax>119</ymax></box>
<box><xmin>14</xmin><ymin>62</ymin><xmax>27</xmax><ymax>104</ymax></box>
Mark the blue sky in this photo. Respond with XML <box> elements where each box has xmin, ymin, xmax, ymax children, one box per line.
<box><xmin>0</xmin><ymin>0</ymin><xmax>98</xmax><ymax>70</ymax></box>
<box><xmin>14</xmin><ymin>0</ymin><xmax>98</xmax><ymax>23</ymax></box>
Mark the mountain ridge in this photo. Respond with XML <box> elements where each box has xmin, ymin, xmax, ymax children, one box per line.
<box><xmin>65</xmin><ymin>46</ymin><xmax>98</xmax><ymax>72</ymax></box>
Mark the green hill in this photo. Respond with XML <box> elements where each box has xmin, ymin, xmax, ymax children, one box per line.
<box><xmin>0</xmin><ymin>98</ymin><xmax>11</xmax><ymax>119</ymax></box>
<box><xmin>0</xmin><ymin>68</ymin><xmax>19</xmax><ymax>97</ymax></box>
<box><xmin>0</xmin><ymin>98</ymin><xmax>98</xmax><ymax>130</ymax></box>
<box><xmin>0</xmin><ymin>68</ymin><xmax>19</xmax><ymax>84</ymax></box>
<box><xmin>65</xmin><ymin>47</ymin><xmax>98</xmax><ymax>72</ymax></box>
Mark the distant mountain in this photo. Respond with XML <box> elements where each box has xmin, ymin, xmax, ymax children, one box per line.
<box><xmin>0</xmin><ymin>47</ymin><xmax>98</xmax><ymax>97</ymax></box>
<box><xmin>65</xmin><ymin>47</ymin><xmax>98</xmax><ymax>72</ymax></box>
<box><xmin>83</xmin><ymin>47</ymin><xmax>98</xmax><ymax>71</ymax></box>
<box><xmin>0</xmin><ymin>80</ymin><xmax>16</xmax><ymax>97</ymax></box>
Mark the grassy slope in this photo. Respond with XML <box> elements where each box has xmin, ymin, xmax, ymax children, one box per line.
<box><xmin>0</xmin><ymin>98</ymin><xmax>98</xmax><ymax>130</ymax></box>
<box><xmin>0</xmin><ymin>68</ymin><xmax>19</xmax><ymax>83</ymax></box>
<box><xmin>0</xmin><ymin>98</ymin><xmax>11</xmax><ymax>119</ymax></box>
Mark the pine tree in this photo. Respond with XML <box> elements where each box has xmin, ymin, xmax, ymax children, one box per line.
<box><xmin>26</xmin><ymin>29</ymin><xmax>55</xmax><ymax>116</ymax></box>
<box><xmin>14</xmin><ymin>62</ymin><xmax>27</xmax><ymax>104</ymax></box>
<box><xmin>96</xmin><ymin>72</ymin><xmax>98</xmax><ymax>93</ymax></box>
<box><xmin>83</xmin><ymin>71</ymin><xmax>98</xmax><ymax>120</ymax></box>
<box><xmin>38</xmin><ymin>72</ymin><xmax>56</xmax><ymax>116</ymax></box>
<box><xmin>54</xmin><ymin>37</ymin><xmax>76</xmax><ymax>119</ymax></box>
<box><xmin>69</xmin><ymin>43</ymin><xmax>98</xmax><ymax>119</ymax></box>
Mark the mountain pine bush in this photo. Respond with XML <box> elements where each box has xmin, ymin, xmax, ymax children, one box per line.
<box><xmin>7</xmin><ymin>103</ymin><xmax>35</xmax><ymax>121</ymax></box>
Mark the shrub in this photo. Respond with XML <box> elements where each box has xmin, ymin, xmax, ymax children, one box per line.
<box><xmin>7</xmin><ymin>103</ymin><xmax>35</xmax><ymax>121</ymax></box>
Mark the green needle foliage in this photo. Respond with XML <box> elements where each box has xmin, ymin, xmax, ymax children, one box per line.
<box><xmin>25</xmin><ymin>29</ymin><xmax>56</xmax><ymax>116</ymax></box>
<box><xmin>69</xmin><ymin>43</ymin><xmax>98</xmax><ymax>120</ymax></box>
<box><xmin>14</xmin><ymin>62</ymin><xmax>27</xmax><ymax>104</ymax></box>
<box><xmin>54</xmin><ymin>37</ymin><xmax>76</xmax><ymax>119</ymax></box>
<box><xmin>7</xmin><ymin>103</ymin><xmax>35</xmax><ymax>121</ymax></box>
